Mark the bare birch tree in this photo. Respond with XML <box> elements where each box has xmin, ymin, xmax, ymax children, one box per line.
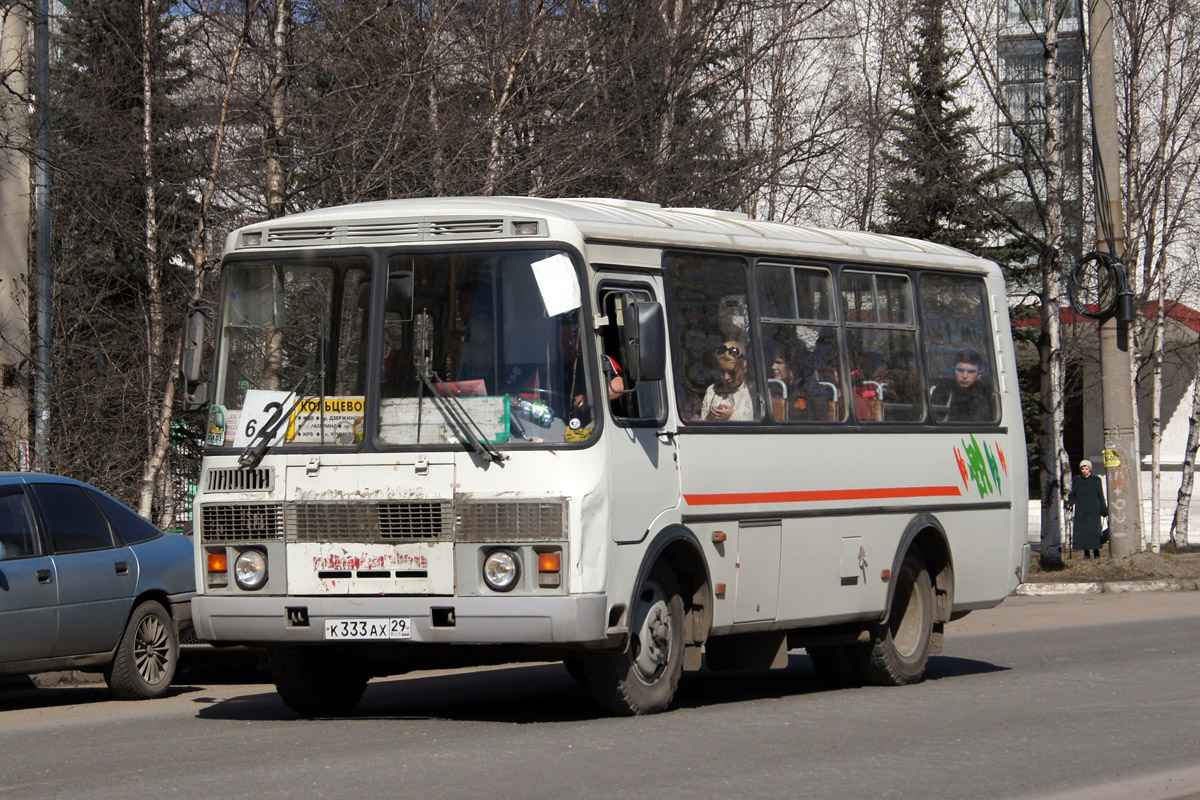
<box><xmin>1116</xmin><ymin>0</ymin><xmax>1200</xmax><ymax>549</ymax></box>
<box><xmin>950</xmin><ymin>0</ymin><xmax>1074</xmax><ymax>566</ymax></box>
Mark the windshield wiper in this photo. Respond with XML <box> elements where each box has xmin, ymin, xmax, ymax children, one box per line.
<box><xmin>237</xmin><ymin>374</ymin><xmax>313</xmax><ymax>470</ymax></box>
<box><xmin>412</xmin><ymin>309</ymin><xmax>503</xmax><ymax>464</ymax></box>
<box><xmin>420</xmin><ymin>371</ymin><xmax>505</xmax><ymax>464</ymax></box>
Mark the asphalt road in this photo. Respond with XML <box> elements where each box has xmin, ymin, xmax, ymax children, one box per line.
<box><xmin>2</xmin><ymin>592</ymin><xmax>1199</xmax><ymax>800</ymax></box>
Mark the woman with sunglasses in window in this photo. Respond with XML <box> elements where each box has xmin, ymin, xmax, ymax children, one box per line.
<box><xmin>701</xmin><ymin>342</ymin><xmax>755</xmax><ymax>421</ymax></box>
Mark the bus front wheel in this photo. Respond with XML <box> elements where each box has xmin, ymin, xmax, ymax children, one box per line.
<box><xmin>584</xmin><ymin>564</ymin><xmax>684</xmax><ymax>716</ymax></box>
<box><xmin>855</xmin><ymin>549</ymin><xmax>933</xmax><ymax>686</ymax></box>
<box><xmin>268</xmin><ymin>646</ymin><xmax>368</xmax><ymax>718</ymax></box>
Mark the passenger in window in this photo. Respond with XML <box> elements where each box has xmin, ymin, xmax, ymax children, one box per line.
<box><xmin>702</xmin><ymin>342</ymin><xmax>755</xmax><ymax>421</ymax></box>
<box><xmin>558</xmin><ymin>316</ymin><xmax>625</xmax><ymax>430</ymax></box>
<box><xmin>767</xmin><ymin>347</ymin><xmax>811</xmax><ymax>421</ymax></box>
<box><xmin>937</xmin><ymin>350</ymin><xmax>993</xmax><ymax>422</ymax></box>
<box><xmin>804</xmin><ymin>343</ymin><xmax>846</xmax><ymax>421</ymax></box>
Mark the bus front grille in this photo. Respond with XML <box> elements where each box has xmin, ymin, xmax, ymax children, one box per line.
<box><xmin>289</xmin><ymin>501</ymin><xmax>451</xmax><ymax>544</ymax></box>
<box><xmin>201</xmin><ymin>499</ymin><xmax>564</xmax><ymax>544</ymax></box>
<box><xmin>455</xmin><ymin>500</ymin><xmax>566</xmax><ymax>542</ymax></box>
<box><xmin>200</xmin><ymin>502</ymin><xmax>284</xmax><ymax>542</ymax></box>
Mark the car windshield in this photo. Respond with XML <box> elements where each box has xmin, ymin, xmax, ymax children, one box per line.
<box><xmin>208</xmin><ymin>249</ymin><xmax>595</xmax><ymax>451</ymax></box>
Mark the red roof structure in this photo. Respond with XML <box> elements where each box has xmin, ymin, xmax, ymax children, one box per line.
<box><xmin>1011</xmin><ymin>301</ymin><xmax>1200</xmax><ymax>334</ymax></box>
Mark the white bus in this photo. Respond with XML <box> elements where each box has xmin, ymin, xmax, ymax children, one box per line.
<box><xmin>184</xmin><ymin>197</ymin><xmax>1030</xmax><ymax>717</ymax></box>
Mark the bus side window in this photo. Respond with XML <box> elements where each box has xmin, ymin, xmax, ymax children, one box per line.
<box><xmin>756</xmin><ymin>264</ymin><xmax>844</xmax><ymax>423</ymax></box>
<box><xmin>663</xmin><ymin>252</ymin><xmax>758</xmax><ymax>423</ymax></box>
<box><xmin>918</xmin><ymin>273</ymin><xmax>999</xmax><ymax>424</ymax></box>
<box><xmin>840</xmin><ymin>270</ymin><xmax>925</xmax><ymax>423</ymax></box>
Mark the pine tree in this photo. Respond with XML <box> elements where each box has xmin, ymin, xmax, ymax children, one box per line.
<box><xmin>881</xmin><ymin>0</ymin><xmax>1011</xmax><ymax>258</ymax></box>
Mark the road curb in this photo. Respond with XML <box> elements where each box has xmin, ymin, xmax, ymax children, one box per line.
<box><xmin>1017</xmin><ymin>579</ymin><xmax>1200</xmax><ymax>596</ymax></box>
<box><xmin>29</xmin><ymin>670</ymin><xmax>105</xmax><ymax>688</ymax></box>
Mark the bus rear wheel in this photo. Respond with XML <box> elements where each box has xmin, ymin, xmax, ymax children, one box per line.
<box><xmin>584</xmin><ymin>564</ymin><xmax>684</xmax><ymax>716</ymax></box>
<box><xmin>855</xmin><ymin>549</ymin><xmax>933</xmax><ymax>686</ymax></box>
<box><xmin>268</xmin><ymin>646</ymin><xmax>368</xmax><ymax>718</ymax></box>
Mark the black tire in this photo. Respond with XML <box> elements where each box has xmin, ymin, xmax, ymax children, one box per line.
<box><xmin>268</xmin><ymin>647</ymin><xmax>368</xmax><ymax>718</ymax></box>
<box><xmin>104</xmin><ymin>600</ymin><xmax>178</xmax><ymax>700</ymax></box>
<box><xmin>562</xmin><ymin>657</ymin><xmax>587</xmax><ymax>685</ymax></box>
<box><xmin>807</xmin><ymin>644</ymin><xmax>863</xmax><ymax>688</ymax></box>
<box><xmin>855</xmin><ymin>549</ymin><xmax>934</xmax><ymax>686</ymax></box>
<box><xmin>583</xmin><ymin>564</ymin><xmax>684</xmax><ymax>716</ymax></box>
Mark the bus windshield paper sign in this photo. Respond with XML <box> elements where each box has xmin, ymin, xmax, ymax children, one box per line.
<box><xmin>531</xmin><ymin>254</ymin><xmax>581</xmax><ymax>316</ymax></box>
<box><xmin>233</xmin><ymin>391</ymin><xmax>366</xmax><ymax>447</ymax></box>
<box><xmin>232</xmin><ymin>390</ymin><xmax>292</xmax><ymax>448</ymax></box>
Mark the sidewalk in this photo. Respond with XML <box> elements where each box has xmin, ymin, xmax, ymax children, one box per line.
<box><xmin>1017</xmin><ymin>546</ymin><xmax>1200</xmax><ymax>596</ymax></box>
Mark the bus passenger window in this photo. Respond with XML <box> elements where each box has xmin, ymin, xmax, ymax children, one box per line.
<box><xmin>662</xmin><ymin>253</ymin><xmax>753</xmax><ymax>422</ymax></box>
<box><xmin>841</xmin><ymin>270</ymin><xmax>924</xmax><ymax>423</ymax></box>
<box><xmin>664</xmin><ymin>252</ymin><xmax>759</xmax><ymax>422</ymax></box>
<box><xmin>756</xmin><ymin>264</ymin><xmax>844</xmax><ymax>423</ymax></box>
<box><xmin>919</xmin><ymin>273</ymin><xmax>998</xmax><ymax>424</ymax></box>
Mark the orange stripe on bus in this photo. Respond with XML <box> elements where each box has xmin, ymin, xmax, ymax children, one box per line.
<box><xmin>683</xmin><ymin>485</ymin><xmax>964</xmax><ymax>506</ymax></box>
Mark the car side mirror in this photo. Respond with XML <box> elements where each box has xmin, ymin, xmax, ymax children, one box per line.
<box><xmin>623</xmin><ymin>299</ymin><xmax>667</xmax><ymax>383</ymax></box>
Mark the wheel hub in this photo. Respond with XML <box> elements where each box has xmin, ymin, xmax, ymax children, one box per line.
<box><xmin>134</xmin><ymin>616</ymin><xmax>170</xmax><ymax>685</ymax></box>
<box><xmin>632</xmin><ymin>585</ymin><xmax>672</xmax><ymax>683</ymax></box>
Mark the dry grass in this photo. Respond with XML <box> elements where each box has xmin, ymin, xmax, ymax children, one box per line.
<box><xmin>1027</xmin><ymin>549</ymin><xmax>1200</xmax><ymax>583</ymax></box>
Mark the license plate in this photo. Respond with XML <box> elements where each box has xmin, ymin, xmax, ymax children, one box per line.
<box><xmin>324</xmin><ymin>618</ymin><xmax>412</xmax><ymax>640</ymax></box>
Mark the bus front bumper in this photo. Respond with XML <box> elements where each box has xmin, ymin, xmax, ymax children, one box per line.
<box><xmin>192</xmin><ymin>593</ymin><xmax>609</xmax><ymax>645</ymax></box>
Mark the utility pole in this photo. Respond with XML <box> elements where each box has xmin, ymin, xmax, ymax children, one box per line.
<box><xmin>32</xmin><ymin>0</ymin><xmax>51</xmax><ymax>472</ymax></box>
<box><xmin>1</xmin><ymin>4</ymin><xmax>31</xmax><ymax>470</ymax></box>
<box><xmin>1088</xmin><ymin>0</ymin><xmax>1142</xmax><ymax>559</ymax></box>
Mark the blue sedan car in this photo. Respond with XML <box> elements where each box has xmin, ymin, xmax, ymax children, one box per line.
<box><xmin>0</xmin><ymin>473</ymin><xmax>195</xmax><ymax>699</ymax></box>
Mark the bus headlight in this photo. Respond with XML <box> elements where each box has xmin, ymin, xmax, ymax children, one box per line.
<box><xmin>483</xmin><ymin>549</ymin><xmax>520</xmax><ymax>592</ymax></box>
<box><xmin>234</xmin><ymin>548</ymin><xmax>268</xmax><ymax>591</ymax></box>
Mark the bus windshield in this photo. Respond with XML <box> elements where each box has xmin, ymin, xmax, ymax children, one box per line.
<box><xmin>208</xmin><ymin>248</ymin><xmax>596</xmax><ymax>451</ymax></box>
<box><xmin>378</xmin><ymin>249</ymin><xmax>595</xmax><ymax>447</ymax></box>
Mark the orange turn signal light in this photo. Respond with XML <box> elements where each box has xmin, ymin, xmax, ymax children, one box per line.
<box><xmin>208</xmin><ymin>552</ymin><xmax>229</xmax><ymax>573</ymax></box>
<box><xmin>538</xmin><ymin>551</ymin><xmax>561</xmax><ymax>573</ymax></box>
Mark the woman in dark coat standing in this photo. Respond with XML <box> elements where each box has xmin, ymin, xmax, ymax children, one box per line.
<box><xmin>1066</xmin><ymin>459</ymin><xmax>1108</xmax><ymax>559</ymax></box>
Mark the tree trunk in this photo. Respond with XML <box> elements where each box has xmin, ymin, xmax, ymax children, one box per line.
<box><xmin>1036</xmin><ymin>0</ymin><xmax>1070</xmax><ymax>567</ymax></box>
<box><xmin>137</xmin><ymin>0</ymin><xmax>165</xmax><ymax>518</ymax></box>
<box><xmin>1170</xmin><ymin>376</ymin><xmax>1200</xmax><ymax>548</ymax></box>
<box><xmin>1149</xmin><ymin>271</ymin><xmax>1165</xmax><ymax>551</ymax></box>
<box><xmin>266</xmin><ymin>0</ymin><xmax>290</xmax><ymax>218</ymax></box>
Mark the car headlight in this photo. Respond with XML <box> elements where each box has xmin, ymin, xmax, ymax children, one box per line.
<box><xmin>483</xmin><ymin>549</ymin><xmax>520</xmax><ymax>592</ymax></box>
<box><xmin>234</xmin><ymin>548</ymin><xmax>268</xmax><ymax>591</ymax></box>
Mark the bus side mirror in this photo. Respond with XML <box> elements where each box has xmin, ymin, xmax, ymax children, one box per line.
<box><xmin>181</xmin><ymin>307</ymin><xmax>210</xmax><ymax>411</ymax></box>
<box><xmin>624</xmin><ymin>300</ymin><xmax>666</xmax><ymax>383</ymax></box>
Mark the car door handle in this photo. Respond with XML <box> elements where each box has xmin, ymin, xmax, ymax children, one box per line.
<box><xmin>36</xmin><ymin>569</ymin><xmax>53</xmax><ymax>584</ymax></box>
<box><xmin>114</xmin><ymin>561</ymin><xmax>130</xmax><ymax>576</ymax></box>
